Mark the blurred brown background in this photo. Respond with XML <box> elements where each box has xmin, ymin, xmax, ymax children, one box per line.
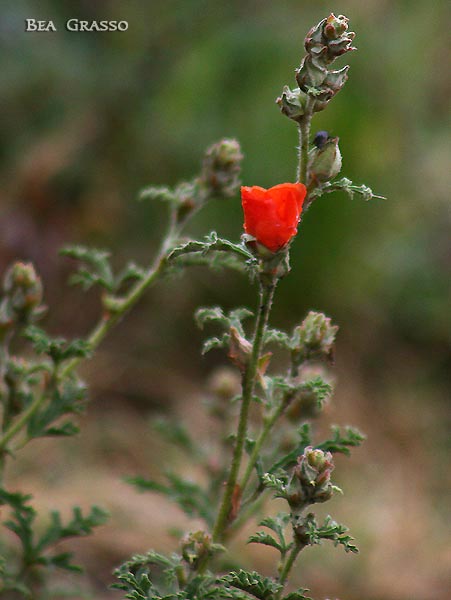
<box><xmin>1</xmin><ymin>0</ymin><xmax>450</xmax><ymax>598</ymax></box>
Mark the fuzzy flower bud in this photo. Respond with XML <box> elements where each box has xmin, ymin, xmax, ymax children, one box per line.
<box><xmin>181</xmin><ymin>531</ymin><xmax>212</xmax><ymax>568</ymax></box>
<box><xmin>291</xmin><ymin>311</ymin><xmax>338</xmax><ymax>368</ymax></box>
<box><xmin>3</xmin><ymin>262</ymin><xmax>43</xmax><ymax>322</ymax></box>
<box><xmin>276</xmin><ymin>86</ymin><xmax>307</xmax><ymax>122</ymax></box>
<box><xmin>286</xmin><ymin>446</ymin><xmax>334</xmax><ymax>508</ymax></box>
<box><xmin>200</xmin><ymin>138</ymin><xmax>243</xmax><ymax>199</ymax></box>
<box><xmin>308</xmin><ymin>131</ymin><xmax>342</xmax><ymax>184</ymax></box>
<box><xmin>181</xmin><ymin>531</ymin><xmax>223</xmax><ymax>569</ymax></box>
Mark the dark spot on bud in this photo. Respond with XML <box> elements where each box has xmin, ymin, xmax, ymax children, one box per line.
<box><xmin>313</xmin><ymin>131</ymin><xmax>330</xmax><ymax>149</ymax></box>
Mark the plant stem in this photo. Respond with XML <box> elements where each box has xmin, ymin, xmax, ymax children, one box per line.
<box><xmin>59</xmin><ymin>217</ymin><xmax>180</xmax><ymax>380</ymax></box>
<box><xmin>296</xmin><ymin>111</ymin><xmax>312</xmax><ymax>185</ymax></box>
<box><xmin>277</xmin><ymin>540</ymin><xmax>304</xmax><ymax>595</ymax></box>
<box><xmin>239</xmin><ymin>400</ymin><xmax>287</xmax><ymax>495</ymax></box>
<box><xmin>212</xmin><ymin>278</ymin><xmax>276</xmax><ymax>543</ymax></box>
<box><xmin>0</xmin><ymin>212</ymin><xmax>181</xmax><ymax>452</ymax></box>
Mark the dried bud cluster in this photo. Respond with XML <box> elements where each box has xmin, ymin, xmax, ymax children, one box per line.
<box><xmin>286</xmin><ymin>446</ymin><xmax>335</xmax><ymax>509</ymax></box>
<box><xmin>277</xmin><ymin>13</ymin><xmax>355</xmax><ymax>119</ymax></box>
<box><xmin>200</xmin><ymin>138</ymin><xmax>243</xmax><ymax>199</ymax></box>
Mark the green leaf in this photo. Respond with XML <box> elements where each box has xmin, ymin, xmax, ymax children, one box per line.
<box><xmin>220</xmin><ymin>570</ymin><xmax>282</xmax><ymax>600</ymax></box>
<box><xmin>24</xmin><ymin>326</ymin><xmax>91</xmax><ymax>364</ymax></box>
<box><xmin>195</xmin><ymin>307</ymin><xmax>227</xmax><ymax>329</ymax></box>
<box><xmin>261</xmin><ymin>473</ymin><xmax>287</xmax><ymax>498</ymax></box>
<box><xmin>27</xmin><ymin>378</ymin><xmax>87</xmax><ymax>440</ymax></box>
<box><xmin>263</xmin><ymin>329</ymin><xmax>291</xmax><ymax>348</ymax></box>
<box><xmin>299</xmin><ymin>514</ymin><xmax>358</xmax><ymax>553</ymax></box>
<box><xmin>61</xmin><ymin>245</ymin><xmax>115</xmax><ymax>291</ymax></box>
<box><xmin>317</xmin><ymin>425</ymin><xmax>365</xmax><ymax>456</ymax></box>
<box><xmin>283</xmin><ymin>591</ymin><xmax>312</xmax><ymax>600</ymax></box>
<box><xmin>201</xmin><ymin>335</ymin><xmax>229</xmax><ymax>355</ymax></box>
<box><xmin>247</xmin><ymin>531</ymin><xmax>283</xmax><ymax>554</ymax></box>
<box><xmin>311</xmin><ymin>177</ymin><xmax>386</xmax><ymax>202</ymax></box>
<box><xmin>169</xmin><ymin>233</ymin><xmax>257</xmax><ymax>268</ymax></box>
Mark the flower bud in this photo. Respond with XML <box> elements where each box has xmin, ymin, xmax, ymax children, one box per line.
<box><xmin>200</xmin><ymin>138</ymin><xmax>243</xmax><ymax>199</ymax></box>
<box><xmin>181</xmin><ymin>531</ymin><xmax>213</xmax><ymax>568</ymax></box>
<box><xmin>308</xmin><ymin>133</ymin><xmax>342</xmax><ymax>184</ymax></box>
<box><xmin>286</xmin><ymin>447</ymin><xmax>334</xmax><ymax>509</ymax></box>
<box><xmin>3</xmin><ymin>262</ymin><xmax>43</xmax><ymax>322</ymax></box>
<box><xmin>291</xmin><ymin>311</ymin><xmax>338</xmax><ymax>368</ymax></box>
<box><xmin>294</xmin><ymin>14</ymin><xmax>355</xmax><ymax>110</ymax></box>
<box><xmin>276</xmin><ymin>86</ymin><xmax>307</xmax><ymax>122</ymax></box>
<box><xmin>228</xmin><ymin>326</ymin><xmax>252</xmax><ymax>372</ymax></box>
<box><xmin>304</xmin><ymin>14</ymin><xmax>356</xmax><ymax>63</ymax></box>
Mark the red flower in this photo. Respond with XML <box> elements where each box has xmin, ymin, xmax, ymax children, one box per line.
<box><xmin>241</xmin><ymin>183</ymin><xmax>307</xmax><ymax>252</ymax></box>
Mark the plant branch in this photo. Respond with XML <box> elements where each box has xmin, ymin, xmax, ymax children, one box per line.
<box><xmin>296</xmin><ymin>106</ymin><xmax>312</xmax><ymax>185</ymax></box>
<box><xmin>212</xmin><ymin>278</ymin><xmax>276</xmax><ymax>543</ymax></box>
<box><xmin>239</xmin><ymin>400</ymin><xmax>287</xmax><ymax>495</ymax></box>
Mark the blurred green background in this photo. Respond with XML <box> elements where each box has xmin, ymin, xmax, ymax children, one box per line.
<box><xmin>1</xmin><ymin>0</ymin><xmax>450</xmax><ymax>598</ymax></box>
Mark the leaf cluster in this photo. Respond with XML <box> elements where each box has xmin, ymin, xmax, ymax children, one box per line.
<box><xmin>60</xmin><ymin>245</ymin><xmax>146</xmax><ymax>295</ymax></box>
<box><xmin>0</xmin><ymin>489</ymin><xmax>108</xmax><ymax>595</ymax></box>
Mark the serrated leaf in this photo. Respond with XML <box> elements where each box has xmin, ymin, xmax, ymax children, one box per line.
<box><xmin>60</xmin><ymin>245</ymin><xmax>115</xmax><ymax>291</ymax></box>
<box><xmin>202</xmin><ymin>335</ymin><xmax>229</xmax><ymax>355</ymax></box>
<box><xmin>221</xmin><ymin>570</ymin><xmax>282</xmax><ymax>600</ymax></box>
<box><xmin>261</xmin><ymin>473</ymin><xmax>287</xmax><ymax>498</ymax></box>
<box><xmin>195</xmin><ymin>307</ymin><xmax>227</xmax><ymax>329</ymax></box>
<box><xmin>247</xmin><ymin>531</ymin><xmax>283</xmax><ymax>553</ymax></box>
<box><xmin>24</xmin><ymin>326</ymin><xmax>91</xmax><ymax>363</ymax></box>
<box><xmin>317</xmin><ymin>425</ymin><xmax>365</xmax><ymax>456</ymax></box>
<box><xmin>264</xmin><ymin>329</ymin><xmax>291</xmax><ymax>348</ymax></box>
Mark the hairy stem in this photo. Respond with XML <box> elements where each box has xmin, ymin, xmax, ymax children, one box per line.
<box><xmin>212</xmin><ymin>278</ymin><xmax>276</xmax><ymax>543</ymax></box>
<box><xmin>239</xmin><ymin>400</ymin><xmax>287</xmax><ymax>495</ymax></box>
<box><xmin>296</xmin><ymin>110</ymin><xmax>312</xmax><ymax>185</ymax></box>
<box><xmin>277</xmin><ymin>540</ymin><xmax>304</xmax><ymax>595</ymax></box>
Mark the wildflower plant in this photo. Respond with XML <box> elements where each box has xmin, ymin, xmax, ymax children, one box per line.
<box><xmin>0</xmin><ymin>13</ymin><xmax>383</xmax><ymax>599</ymax></box>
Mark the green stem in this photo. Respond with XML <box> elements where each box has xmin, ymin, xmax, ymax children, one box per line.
<box><xmin>239</xmin><ymin>400</ymin><xmax>287</xmax><ymax>495</ymax></box>
<box><xmin>277</xmin><ymin>540</ymin><xmax>304</xmax><ymax>595</ymax></box>
<box><xmin>296</xmin><ymin>111</ymin><xmax>312</xmax><ymax>185</ymax></box>
<box><xmin>212</xmin><ymin>278</ymin><xmax>276</xmax><ymax>543</ymax></box>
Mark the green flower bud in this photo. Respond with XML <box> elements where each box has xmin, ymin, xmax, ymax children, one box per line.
<box><xmin>286</xmin><ymin>446</ymin><xmax>335</xmax><ymax>509</ymax></box>
<box><xmin>291</xmin><ymin>311</ymin><xmax>338</xmax><ymax>368</ymax></box>
<box><xmin>308</xmin><ymin>133</ymin><xmax>342</xmax><ymax>184</ymax></box>
<box><xmin>276</xmin><ymin>86</ymin><xmax>307</xmax><ymax>122</ymax></box>
<box><xmin>181</xmin><ymin>531</ymin><xmax>212</xmax><ymax>568</ymax></box>
<box><xmin>200</xmin><ymin>138</ymin><xmax>243</xmax><ymax>199</ymax></box>
<box><xmin>3</xmin><ymin>262</ymin><xmax>43</xmax><ymax>322</ymax></box>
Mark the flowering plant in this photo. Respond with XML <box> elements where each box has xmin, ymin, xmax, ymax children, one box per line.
<box><xmin>0</xmin><ymin>13</ymin><xmax>383</xmax><ymax>600</ymax></box>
